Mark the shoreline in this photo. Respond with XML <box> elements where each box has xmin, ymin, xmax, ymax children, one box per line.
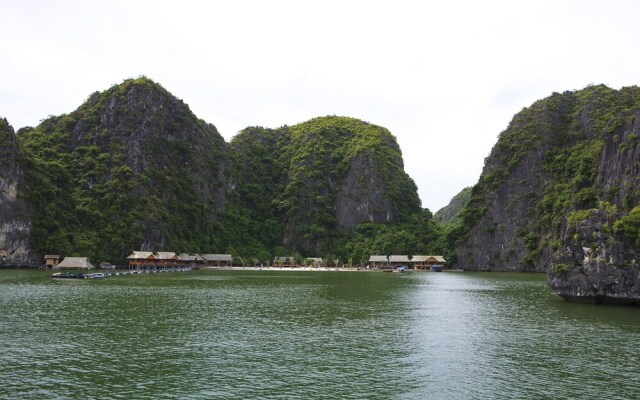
<box><xmin>1</xmin><ymin>265</ymin><xmax>464</xmax><ymax>272</ymax></box>
<box><xmin>202</xmin><ymin>266</ymin><xmax>462</xmax><ymax>272</ymax></box>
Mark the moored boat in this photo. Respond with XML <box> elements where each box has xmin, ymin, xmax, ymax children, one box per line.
<box><xmin>52</xmin><ymin>272</ymin><xmax>107</xmax><ymax>279</ymax></box>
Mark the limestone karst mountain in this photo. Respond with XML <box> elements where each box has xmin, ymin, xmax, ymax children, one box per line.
<box><xmin>453</xmin><ymin>85</ymin><xmax>640</xmax><ymax>302</ymax></box>
<box><xmin>1</xmin><ymin>77</ymin><xmax>425</xmax><ymax>265</ymax></box>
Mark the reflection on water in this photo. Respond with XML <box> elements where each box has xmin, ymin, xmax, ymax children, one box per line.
<box><xmin>1</xmin><ymin>270</ymin><xmax>639</xmax><ymax>399</ymax></box>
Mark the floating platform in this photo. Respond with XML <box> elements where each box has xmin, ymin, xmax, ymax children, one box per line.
<box><xmin>51</xmin><ymin>267</ymin><xmax>193</xmax><ymax>279</ymax></box>
<box><xmin>51</xmin><ymin>272</ymin><xmax>108</xmax><ymax>279</ymax></box>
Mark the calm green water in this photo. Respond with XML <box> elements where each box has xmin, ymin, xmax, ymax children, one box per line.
<box><xmin>1</xmin><ymin>270</ymin><xmax>639</xmax><ymax>399</ymax></box>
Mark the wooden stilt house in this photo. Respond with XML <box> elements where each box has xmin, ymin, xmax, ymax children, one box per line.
<box><xmin>126</xmin><ymin>251</ymin><xmax>155</xmax><ymax>269</ymax></box>
<box><xmin>388</xmin><ymin>255</ymin><xmax>411</xmax><ymax>268</ymax></box>
<box><xmin>44</xmin><ymin>255</ymin><xmax>60</xmax><ymax>269</ymax></box>
<box><xmin>273</xmin><ymin>256</ymin><xmax>296</xmax><ymax>268</ymax></box>
<box><xmin>202</xmin><ymin>254</ymin><xmax>233</xmax><ymax>267</ymax></box>
<box><xmin>368</xmin><ymin>255</ymin><xmax>389</xmax><ymax>269</ymax></box>
<box><xmin>153</xmin><ymin>252</ymin><xmax>179</xmax><ymax>268</ymax></box>
<box><xmin>409</xmin><ymin>255</ymin><xmax>447</xmax><ymax>270</ymax></box>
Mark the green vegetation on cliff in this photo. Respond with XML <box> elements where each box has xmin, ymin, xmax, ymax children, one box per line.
<box><xmin>224</xmin><ymin>116</ymin><xmax>429</xmax><ymax>262</ymax></box>
<box><xmin>14</xmin><ymin>79</ymin><xmax>639</xmax><ymax>271</ymax></box>
<box><xmin>0</xmin><ymin>118</ymin><xmax>15</xmax><ymax>167</ymax></box>
<box><xmin>13</xmin><ymin>78</ymin><xmax>439</xmax><ymax>265</ymax></box>
<box><xmin>433</xmin><ymin>187</ymin><xmax>472</xmax><ymax>225</ymax></box>
<box><xmin>221</xmin><ymin>126</ymin><xmax>291</xmax><ymax>261</ymax></box>
<box><xmin>455</xmin><ymin>84</ymin><xmax>640</xmax><ymax>271</ymax></box>
<box><xmin>0</xmin><ymin>118</ymin><xmax>10</xmax><ymax>149</ymax></box>
<box><xmin>18</xmin><ymin>77</ymin><xmax>226</xmax><ymax>262</ymax></box>
<box><xmin>614</xmin><ymin>205</ymin><xmax>640</xmax><ymax>248</ymax></box>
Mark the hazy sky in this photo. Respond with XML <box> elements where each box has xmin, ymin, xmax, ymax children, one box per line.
<box><xmin>2</xmin><ymin>0</ymin><xmax>639</xmax><ymax>211</ymax></box>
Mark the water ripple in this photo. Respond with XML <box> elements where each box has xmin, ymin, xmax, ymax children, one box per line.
<box><xmin>1</xmin><ymin>270</ymin><xmax>640</xmax><ymax>399</ymax></box>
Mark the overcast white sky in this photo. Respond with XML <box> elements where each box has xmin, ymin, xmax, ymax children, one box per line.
<box><xmin>1</xmin><ymin>0</ymin><xmax>639</xmax><ymax>211</ymax></box>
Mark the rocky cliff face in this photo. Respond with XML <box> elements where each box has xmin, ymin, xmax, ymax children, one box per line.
<box><xmin>281</xmin><ymin>117</ymin><xmax>420</xmax><ymax>254</ymax></box>
<box><xmin>0</xmin><ymin>119</ymin><xmax>30</xmax><ymax>266</ymax></box>
<box><xmin>547</xmin><ymin>102</ymin><xmax>640</xmax><ymax>304</ymax></box>
<box><xmin>75</xmin><ymin>80</ymin><xmax>227</xmax><ymax>205</ymax></box>
<box><xmin>17</xmin><ymin>78</ymin><xmax>227</xmax><ymax>262</ymax></box>
<box><xmin>335</xmin><ymin>151</ymin><xmax>394</xmax><ymax>228</ymax></box>
<box><xmin>547</xmin><ymin>208</ymin><xmax>639</xmax><ymax>304</ymax></box>
<box><xmin>456</xmin><ymin>91</ymin><xmax>572</xmax><ymax>271</ymax></box>
<box><xmin>456</xmin><ymin>85</ymin><xmax>640</xmax><ymax>302</ymax></box>
<box><xmin>227</xmin><ymin>116</ymin><xmax>421</xmax><ymax>255</ymax></box>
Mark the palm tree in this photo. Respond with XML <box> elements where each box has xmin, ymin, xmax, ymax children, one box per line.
<box><xmin>304</xmin><ymin>258</ymin><xmax>314</xmax><ymax>268</ymax></box>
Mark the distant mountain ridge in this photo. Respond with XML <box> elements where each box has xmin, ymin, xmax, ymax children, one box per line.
<box><xmin>433</xmin><ymin>187</ymin><xmax>472</xmax><ymax>225</ymax></box>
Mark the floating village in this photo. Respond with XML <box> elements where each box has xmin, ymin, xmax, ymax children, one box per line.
<box><xmin>44</xmin><ymin>252</ymin><xmax>447</xmax><ymax>279</ymax></box>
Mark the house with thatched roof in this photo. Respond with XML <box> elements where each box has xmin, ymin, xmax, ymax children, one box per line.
<box><xmin>273</xmin><ymin>256</ymin><xmax>296</xmax><ymax>268</ymax></box>
<box><xmin>177</xmin><ymin>253</ymin><xmax>206</xmax><ymax>268</ymax></box>
<box><xmin>410</xmin><ymin>255</ymin><xmax>428</xmax><ymax>269</ymax></box>
<box><xmin>177</xmin><ymin>253</ymin><xmax>195</xmax><ymax>265</ymax></box>
<box><xmin>426</xmin><ymin>256</ymin><xmax>446</xmax><ymax>267</ymax></box>
<box><xmin>194</xmin><ymin>254</ymin><xmax>205</xmax><ymax>265</ymax></box>
<box><xmin>389</xmin><ymin>255</ymin><xmax>411</xmax><ymax>267</ymax></box>
<box><xmin>44</xmin><ymin>255</ymin><xmax>60</xmax><ymax>268</ymax></box>
<box><xmin>368</xmin><ymin>255</ymin><xmax>389</xmax><ymax>269</ymax></box>
<box><xmin>366</xmin><ymin>254</ymin><xmax>448</xmax><ymax>270</ymax></box>
<box><xmin>150</xmin><ymin>252</ymin><xmax>178</xmax><ymax>267</ymax></box>
<box><xmin>126</xmin><ymin>251</ymin><xmax>155</xmax><ymax>268</ymax></box>
<box><xmin>54</xmin><ymin>257</ymin><xmax>95</xmax><ymax>270</ymax></box>
<box><xmin>410</xmin><ymin>255</ymin><xmax>447</xmax><ymax>270</ymax></box>
<box><xmin>202</xmin><ymin>254</ymin><xmax>232</xmax><ymax>267</ymax></box>
<box><xmin>306</xmin><ymin>257</ymin><xmax>324</xmax><ymax>268</ymax></box>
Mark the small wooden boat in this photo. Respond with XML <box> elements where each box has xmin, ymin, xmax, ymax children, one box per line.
<box><xmin>52</xmin><ymin>272</ymin><xmax>107</xmax><ymax>279</ymax></box>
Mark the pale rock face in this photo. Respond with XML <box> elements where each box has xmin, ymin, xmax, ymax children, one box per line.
<box><xmin>547</xmin><ymin>210</ymin><xmax>639</xmax><ymax>304</ymax></box>
<box><xmin>0</xmin><ymin>221</ymin><xmax>31</xmax><ymax>266</ymax></box>
<box><xmin>546</xmin><ymin>117</ymin><xmax>640</xmax><ymax>304</ymax></box>
<box><xmin>335</xmin><ymin>153</ymin><xmax>393</xmax><ymax>229</ymax></box>
<box><xmin>458</xmin><ymin>89</ymin><xmax>639</xmax><ymax>275</ymax></box>
<box><xmin>1</xmin><ymin>180</ymin><xmax>17</xmax><ymax>202</ymax></box>
<box><xmin>0</xmin><ymin>119</ymin><xmax>31</xmax><ymax>266</ymax></box>
<box><xmin>456</xmin><ymin>86</ymin><xmax>640</xmax><ymax>303</ymax></box>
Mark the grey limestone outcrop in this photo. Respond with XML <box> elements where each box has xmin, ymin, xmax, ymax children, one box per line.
<box><xmin>0</xmin><ymin>118</ymin><xmax>31</xmax><ymax>266</ymax></box>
